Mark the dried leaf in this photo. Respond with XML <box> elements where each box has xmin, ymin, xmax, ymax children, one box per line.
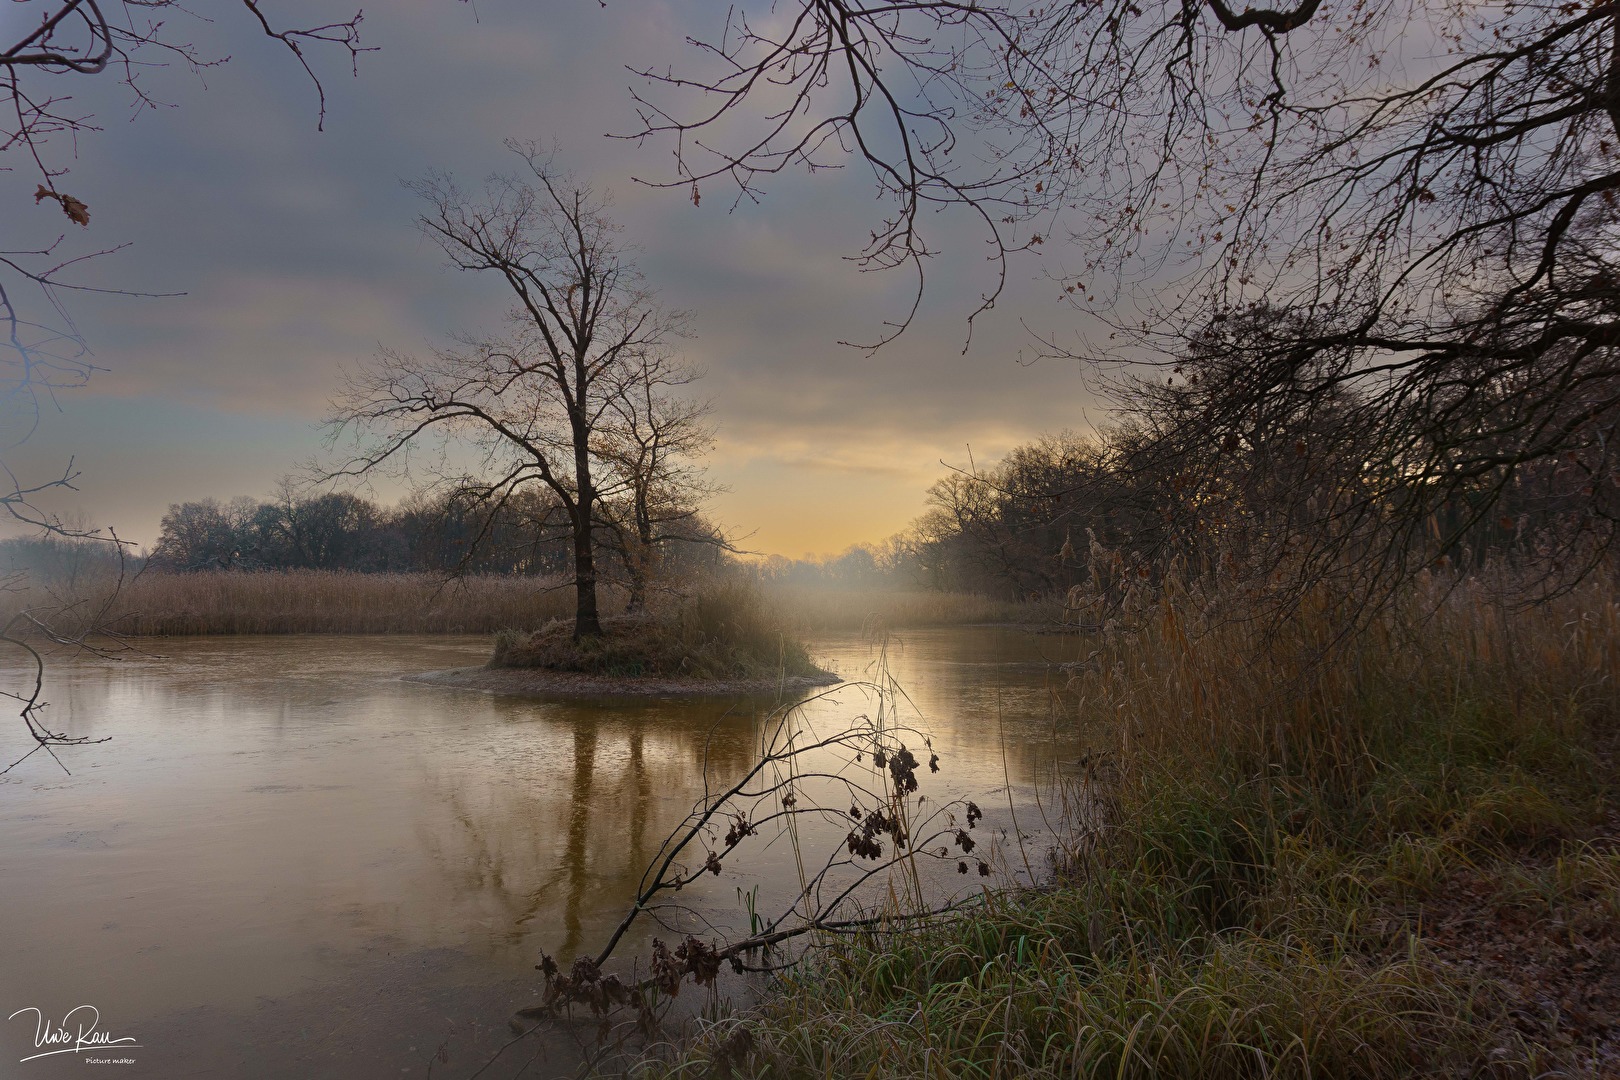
<box><xmin>33</xmin><ymin>185</ymin><xmax>90</xmax><ymax>226</ymax></box>
<box><xmin>62</xmin><ymin>194</ymin><xmax>90</xmax><ymax>227</ymax></box>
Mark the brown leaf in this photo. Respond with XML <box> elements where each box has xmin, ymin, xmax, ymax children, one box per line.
<box><xmin>61</xmin><ymin>194</ymin><xmax>90</xmax><ymax>227</ymax></box>
<box><xmin>33</xmin><ymin>185</ymin><xmax>90</xmax><ymax>226</ymax></box>
<box><xmin>691</xmin><ymin>182</ymin><xmax>701</xmax><ymax>207</ymax></box>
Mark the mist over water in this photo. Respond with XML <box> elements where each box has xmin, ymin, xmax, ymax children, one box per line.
<box><xmin>0</xmin><ymin>629</ymin><xmax>1084</xmax><ymax>1078</ymax></box>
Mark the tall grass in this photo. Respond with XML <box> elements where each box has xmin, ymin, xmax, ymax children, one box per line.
<box><xmin>2</xmin><ymin>569</ymin><xmax>594</xmax><ymax>635</ymax></box>
<box><xmin>627</xmin><ymin>565</ymin><xmax>1620</xmax><ymax>1078</ymax></box>
<box><xmin>1</xmin><ymin>568</ymin><xmax>1065</xmax><ymax>637</ymax></box>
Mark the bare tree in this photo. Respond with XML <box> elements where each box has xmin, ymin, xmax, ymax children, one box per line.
<box><xmin>624</xmin><ymin>0</ymin><xmax>1620</xmax><ymax>589</ymax></box>
<box><xmin>328</xmin><ymin>147</ymin><xmax>688</xmax><ymax>640</ymax></box>
<box><xmin>592</xmin><ymin>353</ymin><xmax>726</xmax><ymax>612</ymax></box>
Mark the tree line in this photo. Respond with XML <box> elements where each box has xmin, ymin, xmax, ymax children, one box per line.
<box><xmin>899</xmin><ymin>351</ymin><xmax>1616</xmax><ymax>605</ymax></box>
<box><xmin>51</xmin><ymin>360</ymin><xmax>1616</xmax><ymax>611</ymax></box>
<box><xmin>139</xmin><ymin>483</ymin><xmax>727</xmax><ymax>585</ymax></box>
<box><xmin>759</xmin><ymin>307</ymin><xmax>1618</xmax><ymax>600</ymax></box>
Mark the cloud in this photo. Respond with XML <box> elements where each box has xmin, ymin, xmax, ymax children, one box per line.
<box><xmin>2</xmin><ymin>1</ymin><xmax>1108</xmax><ymax>554</ymax></box>
<box><xmin>91</xmin><ymin>273</ymin><xmax>437</xmax><ymax>413</ymax></box>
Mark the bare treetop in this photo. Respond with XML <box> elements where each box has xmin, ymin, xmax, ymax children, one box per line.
<box><xmin>329</xmin><ymin>147</ymin><xmax>695</xmax><ymax>640</ymax></box>
<box><xmin>628</xmin><ymin>0</ymin><xmax>1620</xmax><ymax>586</ymax></box>
<box><xmin>625</xmin><ymin>1</ymin><xmax>1613</xmax><ymax>343</ymax></box>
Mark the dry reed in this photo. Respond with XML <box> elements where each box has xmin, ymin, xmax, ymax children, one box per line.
<box><xmin>4</xmin><ymin>569</ymin><xmax>595</xmax><ymax>636</ymax></box>
<box><xmin>2</xmin><ymin>569</ymin><xmax>1063</xmax><ymax>637</ymax></box>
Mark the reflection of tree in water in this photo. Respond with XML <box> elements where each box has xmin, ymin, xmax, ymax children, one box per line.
<box><xmin>412</xmin><ymin>655</ymin><xmax>1077</xmax><ymax>968</ymax></box>
<box><xmin>415</xmin><ymin>697</ymin><xmax>768</xmax><ymax>959</ymax></box>
<box><xmin>558</xmin><ymin>717</ymin><xmax>597</xmax><ymax>956</ymax></box>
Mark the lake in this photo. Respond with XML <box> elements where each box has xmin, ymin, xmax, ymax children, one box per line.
<box><xmin>0</xmin><ymin>628</ymin><xmax>1087</xmax><ymax>1078</ymax></box>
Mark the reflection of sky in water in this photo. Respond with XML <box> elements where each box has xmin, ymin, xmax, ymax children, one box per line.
<box><xmin>0</xmin><ymin>629</ymin><xmax>1088</xmax><ymax>1078</ymax></box>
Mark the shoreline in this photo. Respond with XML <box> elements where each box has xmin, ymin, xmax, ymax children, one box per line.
<box><xmin>404</xmin><ymin>665</ymin><xmax>843</xmax><ymax>698</ymax></box>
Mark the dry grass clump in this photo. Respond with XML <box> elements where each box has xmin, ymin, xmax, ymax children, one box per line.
<box><xmin>491</xmin><ymin>580</ymin><xmax>824</xmax><ymax>680</ymax></box>
<box><xmin>764</xmin><ymin>584</ymin><xmax>1063</xmax><ymax>631</ymax></box>
<box><xmin>626</xmin><ymin>563</ymin><xmax>1619</xmax><ymax>1078</ymax></box>
<box><xmin>22</xmin><ymin>569</ymin><xmax>590</xmax><ymax>635</ymax></box>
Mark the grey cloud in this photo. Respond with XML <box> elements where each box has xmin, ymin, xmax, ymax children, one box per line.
<box><xmin>4</xmin><ymin>0</ymin><xmax>1104</xmax><ymax>552</ymax></box>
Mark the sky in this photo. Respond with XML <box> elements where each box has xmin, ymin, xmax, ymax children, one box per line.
<box><xmin>1</xmin><ymin>1</ymin><xmax>1107</xmax><ymax>558</ymax></box>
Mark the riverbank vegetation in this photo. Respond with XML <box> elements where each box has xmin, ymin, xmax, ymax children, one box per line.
<box><xmin>625</xmin><ymin>563</ymin><xmax>1620</xmax><ymax>1077</ymax></box>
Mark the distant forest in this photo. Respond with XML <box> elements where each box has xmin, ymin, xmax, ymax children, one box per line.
<box><xmin>102</xmin><ymin>485</ymin><xmax>728</xmax><ymax>580</ymax></box>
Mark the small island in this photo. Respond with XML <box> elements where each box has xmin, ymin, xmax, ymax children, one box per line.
<box><xmin>408</xmin><ymin>587</ymin><xmax>840</xmax><ymax>697</ymax></box>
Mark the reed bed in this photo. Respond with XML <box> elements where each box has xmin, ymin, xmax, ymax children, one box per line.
<box><xmin>3</xmin><ymin>569</ymin><xmax>1062</xmax><ymax>637</ymax></box>
<box><xmin>12</xmin><ymin>569</ymin><xmax>595</xmax><ymax>635</ymax></box>
<box><xmin>630</xmin><ymin>566</ymin><xmax>1620</xmax><ymax>1078</ymax></box>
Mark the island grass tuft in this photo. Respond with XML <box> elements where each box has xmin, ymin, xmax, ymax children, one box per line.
<box><xmin>489</xmin><ymin>581</ymin><xmax>826</xmax><ymax>681</ymax></box>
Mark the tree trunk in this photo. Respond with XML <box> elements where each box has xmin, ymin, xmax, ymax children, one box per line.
<box><xmin>571</xmin><ymin>433</ymin><xmax>603</xmax><ymax>640</ymax></box>
<box><xmin>624</xmin><ymin>556</ymin><xmax>647</xmax><ymax>614</ymax></box>
<box><xmin>571</xmin><ymin>501</ymin><xmax>603</xmax><ymax>639</ymax></box>
<box><xmin>623</xmin><ymin>484</ymin><xmax>653</xmax><ymax>615</ymax></box>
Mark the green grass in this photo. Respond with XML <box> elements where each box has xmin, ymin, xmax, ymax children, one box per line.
<box><xmin>660</xmin><ymin>919</ymin><xmax>1491</xmax><ymax>1079</ymax></box>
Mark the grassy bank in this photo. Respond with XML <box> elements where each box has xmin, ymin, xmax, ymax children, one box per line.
<box><xmin>630</xmin><ymin>570</ymin><xmax>1620</xmax><ymax>1078</ymax></box>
